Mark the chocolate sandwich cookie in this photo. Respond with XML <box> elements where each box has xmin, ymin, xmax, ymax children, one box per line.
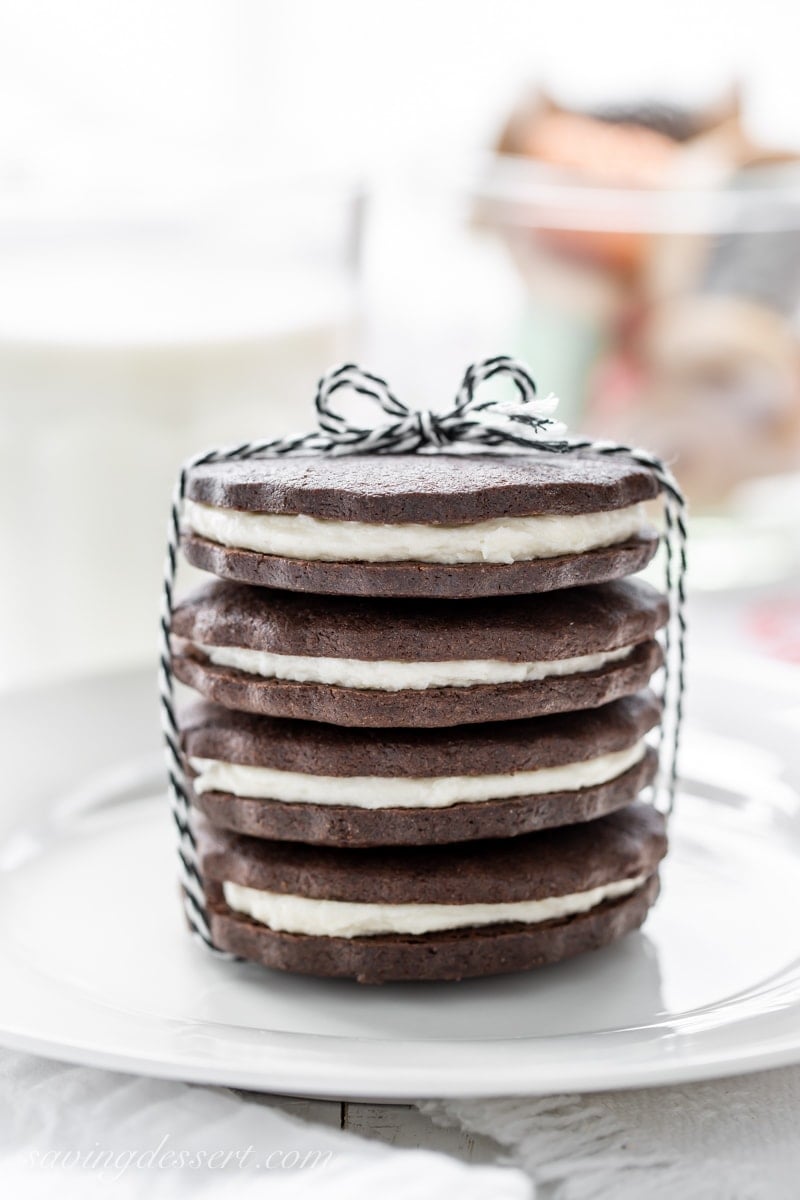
<box><xmin>172</xmin><ymin>577</ymin><xmax>667</xmax><ymax>727</ymax></box>
<box><xmin>197</xmin><ymin>803</ymin><xmax>667</xmax><ymax>982</ymax></box>
<box><xmin>182</xmin><ymin>691</ymin><xmax>661</xmax><ymax>847</ymax></box>
<box><xmin>182</xmin><ymin>454</ymin><xmax>659</xmax><ymax>598</ymax></box>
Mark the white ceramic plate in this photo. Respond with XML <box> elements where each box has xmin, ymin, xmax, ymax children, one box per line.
<box><xmin>0</xmin><ymin>657</ymin><xmax>799</xmax><ymax>1099</ymax></box>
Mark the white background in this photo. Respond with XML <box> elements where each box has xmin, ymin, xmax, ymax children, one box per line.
<box><xmin>1</xmin><ymin>0</ymin><xmax>799</xmax><ymax>200</ymax></box>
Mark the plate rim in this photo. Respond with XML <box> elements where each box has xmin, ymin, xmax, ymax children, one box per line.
<box><xmin>1</xmin><ymin>1005</ymin><xmax>800</xmax><ymax>1100</ymax></box>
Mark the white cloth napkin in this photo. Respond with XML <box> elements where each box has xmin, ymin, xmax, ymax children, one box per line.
<box><xmin>4</xmin><ymin>1048</ymin><xmax>800</xmax><ymax>1198</ymax></box>
<box><xmin>421</xmin><ymin>1066</ymin><xmax>800</xmax><ymax>1199</ymax></box>
<box><xmin>0</xmin><ymin>1050</ymin><xmax>529</xmax><ymax>1199</ymax></box>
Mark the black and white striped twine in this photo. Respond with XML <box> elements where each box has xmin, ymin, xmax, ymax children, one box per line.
<box><xmin>158</xmin><ymin>355</ymin><xmax>687</xmax><ymax>952</ymax></box>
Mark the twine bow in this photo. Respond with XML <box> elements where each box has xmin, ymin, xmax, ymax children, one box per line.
<box><xmin>313</xmin><ymin>356</ymin><xmax>566</xmax><ymax>454</ymax></box>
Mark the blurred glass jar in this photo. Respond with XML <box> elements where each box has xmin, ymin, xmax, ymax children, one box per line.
<box><xmin>365</xmin><ymin>156</ymin><xmax>800</xmax><ymax>588</ymax></box>
<box><xmin>0</xmin><ymin>177</ymin><xmax>362</xmax><ymax>689</ymax></box>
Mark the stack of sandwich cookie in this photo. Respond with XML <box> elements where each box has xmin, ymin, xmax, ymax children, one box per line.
<box><xmin>172</xmin><ymin>450</ymin><xmax>670</xmax><ymax>982</ymax></box>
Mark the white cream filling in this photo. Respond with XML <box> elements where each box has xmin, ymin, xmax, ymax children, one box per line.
<box><xmin>195</xmin><ymin>641</ymin><xmax>635</xmax><ymax>691</ymax></box>
<box><xmin>190</xmin><ymin>739</ymin><xmax>646</xmax><ymax>809</ymax></box>
<box><xmin>222</xmin><ymin>874</ymin><xmax>648</xmax><ymax>938</ymax></box>
<box><xmin>184</xmin><ymin>499</ymin><xmax>648</xmax><ymax>564</ymax></box>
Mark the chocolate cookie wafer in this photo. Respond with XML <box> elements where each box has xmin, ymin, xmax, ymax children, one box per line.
<box><xmin>182</xmin><ymin>454</ymin><xmax>660</xmax><ymax>598</ymax></box>
<box><xmin>172</xmin><ymin>577</ymin><xmax>666</xmax><ymax>727</ymax></box>
<box><xmin>197</xmin><ymin>803</ymin><xmax>667</xmax><ymax>982</ymax></box>
<box><xmin>182</xmin><ymin>692</ymin><xmax>661</xmax><ymax>847</ymax></box>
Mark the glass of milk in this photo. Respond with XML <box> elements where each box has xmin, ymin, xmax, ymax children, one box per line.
<box><xmin>0</xmin><ymin>177</ymin><xmax>362</xmax><ymax>689</ymax></box>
